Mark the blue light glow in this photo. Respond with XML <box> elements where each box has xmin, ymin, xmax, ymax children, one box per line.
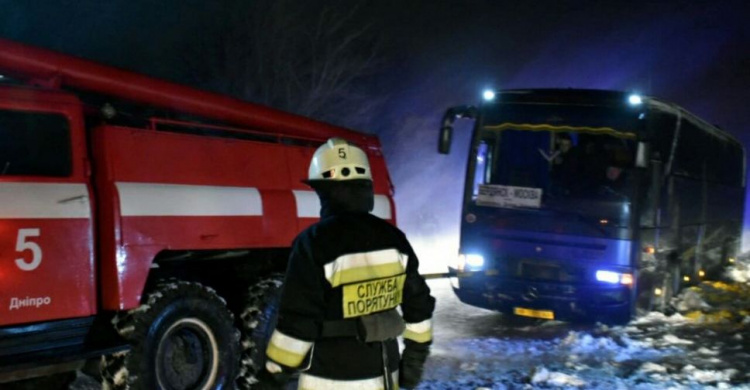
<box><xmin>628</xmin><ymin>94</ymin><xmax>643</xmax><ymax>105</ymax></box>
<box><xmin>465</xmin><ymin>254</ymin><xmax>485</xmax><ymax>268</ymax></box>
<box><xmin>596</xmin><ymin>270</ymin><xmax>620</xmax><ymax>284</ymax></box>
<box><xmin>483</xmin><ymin>90</ymin><xmax>496</xmax><ymax>101</ymax></box>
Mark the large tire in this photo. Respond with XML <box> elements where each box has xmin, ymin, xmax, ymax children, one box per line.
<box><xmin>236</xmin><ymin>276</ymin><xmax>283</xmax><ymax>390</ymax></box>
<box><xmin>102</xmin><ymin>281</ymin><xmax>240</xmax><ymax>390</ymax></box>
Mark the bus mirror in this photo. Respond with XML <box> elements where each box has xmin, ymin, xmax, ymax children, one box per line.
<box><xmin>636</xmin><ymin>142</ymin><xmax>650</xmax><ymax>168</ymax></box>
<box><xmin>439</xmin><ymin>106</ymin><xmax>477</xmax><ymax>155</ymax></box>
<box><xmin>439</xmin><ymin>124</ymin><xmax>453</xmax><ymax>154</ymax></box>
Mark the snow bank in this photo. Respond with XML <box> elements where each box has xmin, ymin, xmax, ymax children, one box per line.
<box><xmin>638</xmin><ymin>362</ymin><xmax>667</xmax><ymax>374</ymax></box>
<box><xmin>727</xmin><ymin>256</ymin><xmax>750</xmax><ymax>283</ymax></box>
<box><xmin>676</xmin><ymin>288</ymin><xmax>711</xmax><ymax>311</ymax></box>
<box><xmin>631</xmin><ymin>311</ymin><xmax>687</xmax><ymax>325</ymax></box>
<box><xmin>661</xmin><ymin>334</ymin><xmax>694</xmax><ymax>346</ymax></box>
<box><xmin>561</xmin><ymin>331</ymin><xmax>662</xmax><ymax>362</ymax></box>
<box><xmin>531</xmin><ymin>366</ymin><xmax>586</xmax><ymax>387</ymax></box>
<box><xmin>682</xmin><ymin>365</ymin><xmax>738</xmax><ymax>384</ymax></box>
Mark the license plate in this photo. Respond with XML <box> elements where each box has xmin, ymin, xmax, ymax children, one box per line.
<box><xmin>514</xmin><ymin>307</ymin><xmax>555</xmax><ymax>320</ymax></box>
<box><xmin>521</xmin><ymin>263</ymin><xmax>559</xmax><ymax>280</ymax></box>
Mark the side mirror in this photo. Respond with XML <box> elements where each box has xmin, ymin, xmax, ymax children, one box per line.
<box><xmin>439</xmin><ymin>123</ymin><xmax>453</xmax><ymax>154</ymax></box>
<box><xmin>438</xmin><ymin>106</ymin><xmax>477</xmax><ymax>155</ymax></box>
<box><xmin>636</xmin><ymin>141</ymin><xmax>651</xmax><ymax>168</ymax></box>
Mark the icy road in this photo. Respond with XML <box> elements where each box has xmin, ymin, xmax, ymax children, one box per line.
<box><xmin>419</xmin><ymin>278</ymin><xmax>749</xmax><ymax>390</ymax></box>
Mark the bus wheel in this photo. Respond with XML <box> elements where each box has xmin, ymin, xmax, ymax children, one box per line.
<box><xmin>236</xmin><ymin>276</ymin><xmax>283</xmax><ymax>390</ymax></box>
<box><xmin>102</xmin><ymin>281</ymin><xmax>240</xmax><ymax>390</ymax></box>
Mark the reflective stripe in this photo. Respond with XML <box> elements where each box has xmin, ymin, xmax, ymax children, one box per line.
<box><xmin>116</xmin><ymin>182</ymin><xmax>263</xmax><ymax>216</ymax></box>
<box><xmin>403</xmin><ymin>319</ymin><xmax>433</xmax><ymax>343</ymax></box>
<box><xmin>372</xmin><ymin>195</ymin><xmax>392</xmax><ymax>220</ymax></box>
<box><xmin>0</xmin><ymin>183</ymin><xmax>91</xmax><ymax>219</ymax></box>
<box><xmin>265</xmin><ymin>330</ymin><xmax>313</xmax><ymax>368</ymax></box>
<box><xmin>324</xmin><ymin>249</ymin><xmax>408</xmax><ymax>287</ymax></box>
<box><xmin>292</xmin><ymin>190</ymin><xmax>321</xmax><ymax>218</ymax></box>
<box><xmin>291</xmin><ymin>190</ymin><xmax>393</xmax><ymax>220</ymax></box>
<box><xmin>298</xmin><ymin>371</ymin><xmax>398</xmax><ymax>390</ymax></box>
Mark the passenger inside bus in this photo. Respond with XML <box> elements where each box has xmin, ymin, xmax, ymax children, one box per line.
<box><xmin>550</xmin><ymin>133</ymin><xmax>634</xmax><ymax>200</ymax></box>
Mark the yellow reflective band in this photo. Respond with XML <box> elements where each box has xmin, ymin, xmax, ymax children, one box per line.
<box><xmin>403</xmin><ymin>319</ymin><xmax>433</xmax><ymax>343</ymax></box>
<box><xmin>342</xmin><ymin>274</ymin><xmax>406</xmax><ymax>318</ymax></box>
<box><xmin>325</xmin><ymin>249</ymin><xmax>408</xmax><ymax>288</ymax></box>
<box><xmin>329</xmin><ymin>262</ymin><xmax>406</xmax><ymax>288</ymax></box>
<box><xmin>483</xmin><ymin>122</ymin><xmax>636</xmax><ymax>139</ymax></box>
<box><xmin>265</xmin><ymin>330</ymin><xmax>312</xmax><ymax>368</ymax></box>
<box><xmin>266</xmin><ymin>344</ymin><xmax>307</xmax><ymax>368</ymax></box>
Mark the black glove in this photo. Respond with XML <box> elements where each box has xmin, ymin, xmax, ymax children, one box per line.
<box><xmin>399</xmin><ymin>339</ymin><xmax>430</xmax><ymax>389</ymax></box>
<box><xmin>253</xmin><ymin>367</ymin><xmax>292</xmax><ymax>390</ymax></box>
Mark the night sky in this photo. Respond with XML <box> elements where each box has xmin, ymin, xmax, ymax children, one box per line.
<box><xmin>2</xmin><ymin>0</ymin><xmax>748</xmax><ymax>270</ymax></box>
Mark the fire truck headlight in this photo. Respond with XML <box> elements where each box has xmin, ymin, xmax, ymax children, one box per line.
<box><xmin>596</xmin><ymin>270</ymin><xmax>633</xmax><ymax>286</ymax></box>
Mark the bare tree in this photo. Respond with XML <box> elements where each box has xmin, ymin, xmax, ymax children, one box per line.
<box><xmin>183</xmin><ymin>0</ymin><xmax>386</xmax><ymax>130</ymax></box>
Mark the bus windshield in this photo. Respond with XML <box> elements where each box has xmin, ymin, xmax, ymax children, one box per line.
<box><xmin>470</xmin><ymin>104</ymin><xmax>642</xmax><ymax>239</ymax></box>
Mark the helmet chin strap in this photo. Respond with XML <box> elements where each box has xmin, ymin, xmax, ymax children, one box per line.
<box><xmin>308</xmin><ymin>180</ymin><xmax>374</xmax><ymax>218</ymax></box>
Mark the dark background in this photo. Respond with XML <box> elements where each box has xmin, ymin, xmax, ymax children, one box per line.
<box><xmin>2</xmin><ymin>0</ymin><xmax>748</xmax><ymax>271</ymax></box>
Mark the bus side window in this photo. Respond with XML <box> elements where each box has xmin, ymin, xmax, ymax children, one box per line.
<box><xmin>706</xmin><ymin>133</ymin><xmax>743</xmax><ymax>187</ymax></box>
<box><xmin>650</xmin><ymin>112</ymin><xmax>677</xmax><ymax>167</ymax></box>
<box><xmin>673</xmin><ymin>119</ymin><xmax>706</xmax><ymax>180</ymax></box>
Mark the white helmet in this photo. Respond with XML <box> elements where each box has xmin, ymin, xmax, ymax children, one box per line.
<box><xmin>308</xmin><ymin>137</ymin><xmax>372</xmax><ymax>181</ymax></box>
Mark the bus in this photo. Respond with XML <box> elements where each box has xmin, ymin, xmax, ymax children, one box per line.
<box><xmin>438</xmin><ymin>89</ymin><xmax>745</xmax><ymax>324</ymax></box>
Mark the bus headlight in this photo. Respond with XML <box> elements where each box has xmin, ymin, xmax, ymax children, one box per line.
<box><xmin>456</xmin><ymin>253</ymin><xmax>485</xmax><ymax>272</ymax></box>
<box><xmin>596</xmin><ymin>270</ymin><xmax>633</xmax><ymax>286</ymax></box>
<box><xmin>465</xmin><ymin>254</ymin><xmax>485</xmax><ymax>268</ymax></box>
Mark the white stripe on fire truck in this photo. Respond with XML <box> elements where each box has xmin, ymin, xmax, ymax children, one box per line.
<box><xmin>292</xmin><ymin>190</ymin><xmax>392</xmax><ymax>220</ymax></box>
<box><xmin>372</xmin><ymin>195</ymin><xmax>392</xmax><ymax>220</ymax></box>
<box><xmin>0</xmin><ymin>182</ymin><xmax>91</xmax><ymax>219</ymax></box>
<box><xmin>116</xmin><ymin>182</ymin><xmax>263</xmax><ymax>217</ymax></box>
<box><xmin>292</xmin><ymin>190</ymin><xmax>321</xmax><ymax>218</ymax></box>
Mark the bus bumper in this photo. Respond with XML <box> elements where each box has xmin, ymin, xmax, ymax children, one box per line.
<box><xmin>450</xmin><ymin>272</ymin><xmax>633</xmax><ymax>324</ymax></box>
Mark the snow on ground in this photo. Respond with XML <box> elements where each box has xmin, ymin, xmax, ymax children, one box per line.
<box><xmin>728</xmin><ymin>253</ymin><xmax>750</xmax><ymax>283</ymax></box>
<box><xmin>43</xmin><ymin>273</ymin><xmax>746</xmax><ymax>389</ymax></box>
<box><xmin>419</xmin><ymin>278</ymin><xmax>749</xmax><ymax>390</ymax></box>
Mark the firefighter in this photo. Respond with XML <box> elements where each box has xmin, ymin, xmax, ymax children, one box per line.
<box><xmin>256</xmin><ymin>137</ymin><xmax>436</xmax><ymax>389</ymax></box>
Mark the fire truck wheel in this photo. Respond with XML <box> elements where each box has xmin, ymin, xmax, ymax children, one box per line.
<box><xmin>102</xmin><ymin>281</ymin><xmax>240</xmax><ymax>390</ymax></box>
<box><xmin>236</xmin><ymin>276</ymin><xmax>284</xmax><ymax>390</ymax></box>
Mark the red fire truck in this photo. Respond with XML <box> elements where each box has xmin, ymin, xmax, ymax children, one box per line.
<box><xmin>0</xmin><ymin>39</ymin><xmax>395</xmax><ymax>389</ymax></box>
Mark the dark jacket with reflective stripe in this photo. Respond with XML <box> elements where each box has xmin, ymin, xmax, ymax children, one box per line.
<box><xmin>269</xmin><ymin>210</ymin><xmax>435</xmax><ymax>381</ymax></box>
